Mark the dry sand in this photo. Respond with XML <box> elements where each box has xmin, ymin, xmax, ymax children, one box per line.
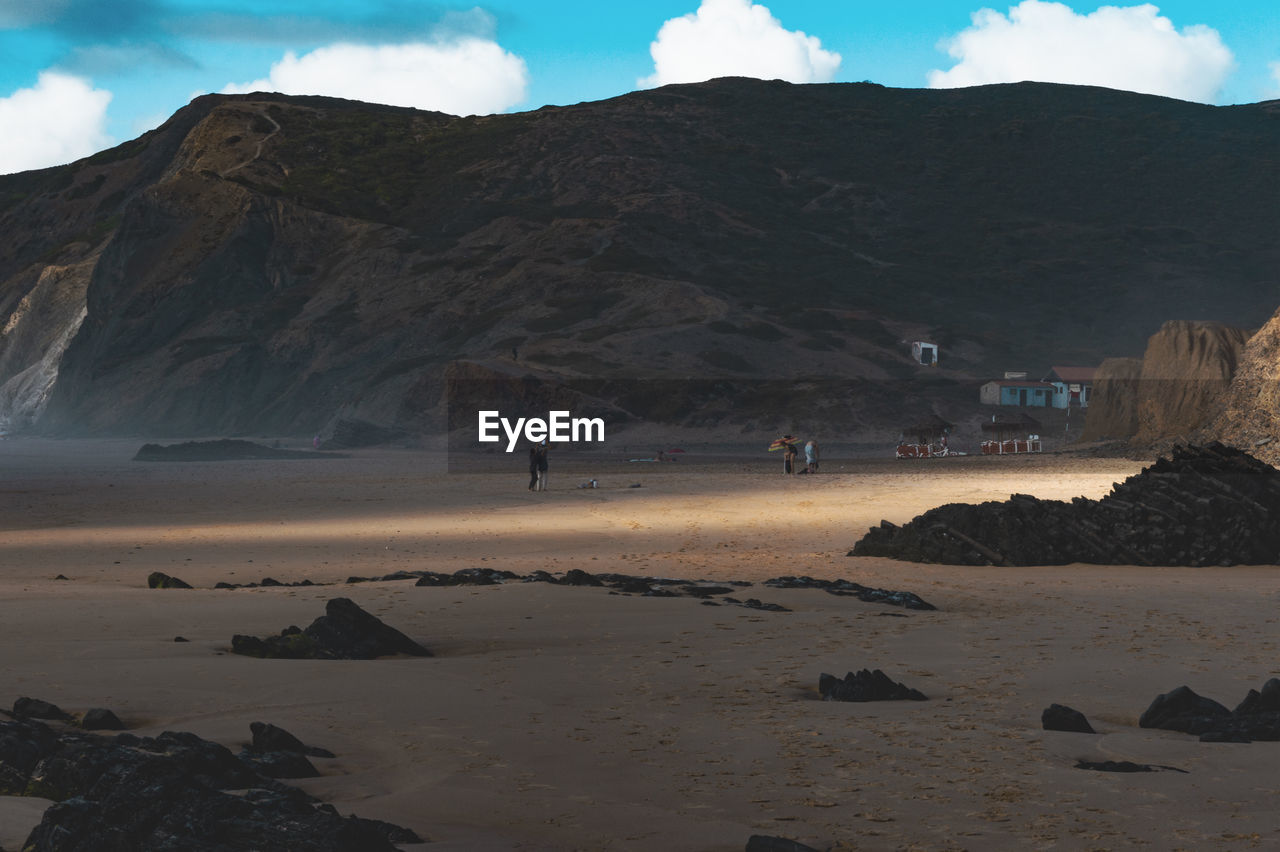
<box><xmin>1</xmin><ymin>438</ymin><xmax>1278</xmax><ymax>851</ymax></box>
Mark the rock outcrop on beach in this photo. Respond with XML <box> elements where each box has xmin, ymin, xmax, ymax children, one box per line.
<box><xmin>1081</xmin><ymin>321</ymin><xmax>1252</xmax><ymax>446</ymax></box>
<box><xmin>0</xmin><ymin>713</ymin><xmax>420</xmax><ymax>851</ymax></box>
<box><xmin>1041</xmin><ymin>704</ymin><xmax>1096</xmax><ymax>734</ymax></box>
<box><xmin>1</xmin><ymin>81</ymin><xmax>1277</xmax><ymax>436</ymax></box>
<box><xmin>819</xmin><ymin>669</ymin><xmax>927</xmax><ymax>702</ymax></box>
<box><xmin>850</xmin><ymin>443</ymin><xmax>1280</xmax><ymax>566</ymax></box>
<box><xmin>1140</xmin><ymin>679</ymin><xmax>1280</xmax><ymax>742</ymax></box>
<box><xmin>231</xmin><ymin>597</ymin><xmax>431</xmax><ymax>659</ymax></box>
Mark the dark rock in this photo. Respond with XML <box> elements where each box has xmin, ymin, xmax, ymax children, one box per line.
<box><xmin>559</xmin><ymin>569</ymin><xmax>604</xmax><ymax>586</ymax></box>
<box><xmin>174</xmin><ymin>636</ymin><xmax>190</xmax><ymax>642</ymax></box>
<box><xmin>681</xmin><ymin>584</ymin><xmax>735</xmax><ymax>597</ymax></box>
<box><xmin>1199</xmin><ymin>730</ymin><xmax>1253</xmax><ymax>743</ymax></box>
<box><xmin>413</xmin><ymin>567</ymin><xmax>516</xmax><ymax>587</ymax></box>
<box><xmin>147</xmin><ymin>571</ymin><xmax>192</xmax><ymax>589</ymax></box>
<box><xmin>2</xmin><ymin>715</ymin><xmax>419</xmax><ymax>850</ymax></box>
<box><xmin>1139</xmin><ymin>685</ymin><xmax>1232</xmax><ymax>734</ymax></box>
<box><xmin>1233</xmin><ymin>677</ymin><xmax>1280</xmax><ymax>715</ymax></box>
<box><xmin>259</xmin><ymin>577</ymin><xmax>283</xmax><ymax>586</ymax></box>
<box><xmin>746</xmin><ymin>836</ymin><xmax>821</xmax><ymax>852</ymax></box>
<box><xmin>1075</xmin><ymin>760</ymin><xmax>1187</xmax><ymax>773</ymax></box>
<box><xmin>13</xmin><ymin>698</ymin><xmax>71</xmax><ymax>722</ymax></box>
<box><xmin>52</xmin><ymin>574</ymin><xmax>69</xmax><ymax>581</ymax></box>
<box><xmin>79</xmin><ymin>709</ymin><xmax>125</xmax><ymax>731</ymax></box>
<box><xmin>851</xmin><ymin>444</ymin><xmax>1280</xmax><ymax>566</ymax></box>
<box><xmin>250</xmin><ymin>722</ymin><xmax>335</xmax><ymax>758</ymax></box>
<box><xmin>238</xmin><ymin>748</ymin><xmax>320</xmax><ymax>779</ymax></box>
<box><xmin>740</xmin><ymin>598</ymin><xmax>790</xmax><ymax>612</ymax></box>
<box><xmin>819</xmin><ymin>669</ymin><xmax>927</xmax><ymax>702</ymax></box>
<box><xmin>1041</xmin><ymin>703</ymin><xmax>1096</xmax><ymax>734</ymax></box>
<box><xmin>764</xmin><ymin>576</ymin><xmax>936</xmax><ymax>610</ymax></box>
<box><xmin>231</xmin><ymin>598</ymin><xmax>431</xmax><ymax>660</ymax></box>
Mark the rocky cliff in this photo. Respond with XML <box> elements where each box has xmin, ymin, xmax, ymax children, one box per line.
<box><xmin>1</xmin><ymin>80</ymin><xmax>1277</xmax><ymax>437</ymax></box>
<box><xmin>1201</xmin><ymin>307</ymin><xmax>1280</xmax><ymax>465</ymax></box>
<box><xmin>1080</xmin><ymin>357</ymin><xmax>1143</xmax><ymax>442</ymax></box>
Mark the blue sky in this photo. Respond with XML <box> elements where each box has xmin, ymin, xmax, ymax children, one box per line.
<box><xmin>1</xmin><ymin>1</ymin><xmax>1277</xmax><ymax>174</ymax></box>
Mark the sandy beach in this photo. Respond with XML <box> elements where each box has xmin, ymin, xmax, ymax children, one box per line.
<box><xmin>2</xmin><ymin>438</ymin><xmax>1278</xmax><ymax>851</ymax></box>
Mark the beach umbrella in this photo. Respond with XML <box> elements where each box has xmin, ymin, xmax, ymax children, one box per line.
<box><xmin>768</xmin><ymin>436</ymin><xmax>799</xmax><ymax>451</ymax></box>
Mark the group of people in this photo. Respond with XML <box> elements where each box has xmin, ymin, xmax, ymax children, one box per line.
<box><xmin>779</xmin><ymin>436</ymin><xmax>820</xmax><ymax>475</ymax></box>
<box><xmin>527</xmin><ymin>441</ymin><xmax>549</xmax><ymax>491</ymax></box>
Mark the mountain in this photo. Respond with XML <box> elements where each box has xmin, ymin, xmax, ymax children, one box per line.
<box><xmin>0</xmin><ymin>78</ymin><xmax>1276</xmax><ymax>439</ymax></box>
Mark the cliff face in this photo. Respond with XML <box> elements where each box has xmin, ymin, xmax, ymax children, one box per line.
<box><xmin>1132</xmin><ymin>321</ymin><xmax>1253</xmax><ymax>448</ymax></box>
<box><xmin>1080</xmin><ymin>357</ymin><xmax>1143</xmax><ymax>441</ymax></box>
<box><xmin>1</xmin><ymin>80</ymin><xmax>1277</xmax><ymax>437</ymax></box>
<box><xmin>1202</xmin><ymin>307</ymin><xmax>1280</xmax><ymax>465</ymax></box>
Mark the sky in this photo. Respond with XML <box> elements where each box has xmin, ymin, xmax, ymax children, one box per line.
<box><xmin>1</xmin><ymin>0</ymin><xmax>1278</xmax><ymax>175</ymax></box>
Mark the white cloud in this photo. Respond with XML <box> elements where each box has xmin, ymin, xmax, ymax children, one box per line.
<box><xmin>928</xmin><ymin>2</ymin><xmax>1234</xmax><ymax>103</ymax></box>
<box><xmin>223</xmin><ymin>38</ymin><xmax>528</xmax><ymax>116</ymax></box>
<box><xmin>0</xmin><ymin>71</ymin><xmax>113</xmax><ymax>175</ymax></box>
<box><xmin>1269</xmin><ymin>61</ymin><xmax>1280</xmax><ymax>98</ymax></box>
<box><xmin>641</xmin><ymin>0</ymin><xmax>841</xmax><ymax>88</ymax></box>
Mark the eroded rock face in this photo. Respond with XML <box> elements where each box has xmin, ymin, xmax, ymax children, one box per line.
<box><xmin>1081</xmin><ymin>321</ymin><xmax>1252</xmax><ymax>447</ymax></box>
<box><xmin>851</xmin><ymin>443</ymin><xmax>1280</xmax><ymax>566</ymax></box>
<box><xmin>1202</xmin><ymin>306</ymin><xmax>1280</xmax><ymax>466</ymax></box>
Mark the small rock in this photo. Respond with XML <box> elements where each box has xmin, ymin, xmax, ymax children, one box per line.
<box><xmin>147</xmin><ymin>571</ymin><xmax>192</xmax><ymax>589</ymax></box>
<box><xmin>746</xmin><ymin>836</ymin><xmax>821</xmax><ymax>852</ymax></box>
<box><xmin>1139</xmin><ymin>685</ymin><xmax>1232</xmax><ymax>734</ymax></box>
<box><xmin>1075</xmin><ymin>760</ymin><xmax>1186</xmax><ymax>773</ymax></box>
<box><xmin>80</xmin><ymin>708</ymin><xmax>126</xmax><ymax>731</ymax></box>
<box><xmin>1042</xmin><ymin>703</ymin><xmax>1096</xmax><ymax>734</ymax></box>
<box><xmin>819</xmin><ymin>670</ymin><xmax>927</xmax><ymax>702</ymax></box>
<box><xmin>13</xmin><ymin>697</ymin><xmax>71</xmax><ymax>721</ymax></box>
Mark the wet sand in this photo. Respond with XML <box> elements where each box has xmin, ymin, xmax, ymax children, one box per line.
<box><xmin>2</xmin><ymin>438</ymin><xmax>1278</xmax><ymax>850</ymax></box>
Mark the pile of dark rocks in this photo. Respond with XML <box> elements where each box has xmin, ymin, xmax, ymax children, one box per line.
<box><xmin>851</xmin><ymin>443</ymin><xmax>1280</xmax><ymax>566</ymax></box>
<box><xmin>819</xmin><ymin>669</ymin><xmax>927</xmax><ymax>702</ymax></box>
<box><xmin>1139</xmin><ymin>679</ymin><xmax>1280</xmax><ymax>742</ymax></box>
<box><xmin>231</xmin><ymin>598</ymin><xmax>432</xmax><ymax>660</ymax></box>
<box><xmin>1</xmin><ymin>706</ymin><xmax>418</xmax><ymax>851</ymax></box>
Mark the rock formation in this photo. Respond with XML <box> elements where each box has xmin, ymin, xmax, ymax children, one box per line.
<box><xmin>1079</xmin><ymin>357</ymin><xmax>1142</xmax><ymax>441</ymax></box>
<box><xmin>0</xmin><ymin>714</ymin><xmax>419</xmax><ymax>850</ymax></box>
<box><xmin>230</xmin><ymin>598</ymin><xmax>432</xmax><ymax>659</ymax></box>
<box><xmin>850</xmin><ymin>443</ymin><xmax>1280</xmax><ymax>566</ymax></box>
<box><xmin>1200</xmin><ymin>306</ymin><xmax>1280</xmax><ymax>467</ymax></box>
<box><xmin>1081</xmin><ymin>321</ymin><xmax>1252</xmax><ymax>447</ymax></box>
<box><xmin>818</xmin><ymin>669</ymin><xmax>927</xmax><ymax>702</ymax></box>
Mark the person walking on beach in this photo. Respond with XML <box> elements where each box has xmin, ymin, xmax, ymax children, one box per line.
<box><xmin>783</xmin><ymin>438</ymin><xmax>798</xmax><ymax>475</ymax></box>
<box><xmin>535</xmin><ymin>440</ymin><xmax>549</xmax><ymax>491</ymax></box>
<box><xmin>528</xmin><ymin>445</ymin><xmax>539</xmax><ymax>491</ymax></box>
<box><xmin>805</xmin><ymin>439</ymin><xmax>819</xmax><ymax>473</ymax></box>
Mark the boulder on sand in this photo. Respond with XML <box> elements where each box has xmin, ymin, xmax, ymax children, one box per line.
<box><xmin>231</xmin><ymin>598</ymin><xmax>431</xmax><ymax>660</ymax></box>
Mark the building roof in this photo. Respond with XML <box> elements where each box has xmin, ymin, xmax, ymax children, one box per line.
<box><xmin>985</xmin><ymin>380</ymin><xmax>1051</xmax><ymax>389</ymax></box>
<box><xmin>1046</xmin><ymin>366</ymin><xmax>1097</xmax><ymax>382</ymax></box>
